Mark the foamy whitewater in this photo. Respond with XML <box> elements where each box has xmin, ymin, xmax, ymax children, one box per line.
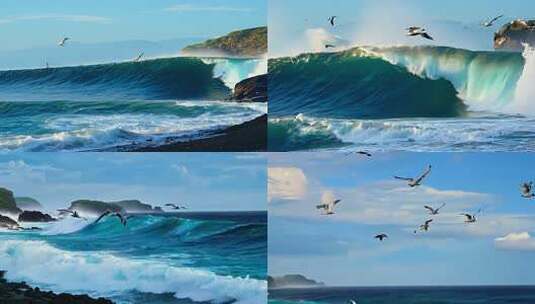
<box><xmin>268</xmin><ymin>45</ymin><xmax>535</xmax><ymax>152</ymax></box>
<box><xmin>0</xmin><ymin>212</ymin><xmax>267</xmax><ymax>304</ymax></box>
<box><xmin>0</xmin><ymin>57</ymin><xmax>267</xmax><ymax>151</ymax></box>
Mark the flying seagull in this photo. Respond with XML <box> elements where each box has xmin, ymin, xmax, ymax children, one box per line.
<box><xmin>58</xmin><ymin>37</ymin><xmax>70</xmax><ymax>47</ymax></box>
<box><xmin>165</xmin><ymin>203</ymin><xmax>187</xmax><ymax>210</ymax></box>
<box><xmin>133</xmin><ymin>52</ymin><xmax>144</xmax><ymax>62</ymax></box>
<box><xmin>57</xmin><ymin>209</ymin><xmax>85</xmax><ymax>220</ymax></box>
<box><xmin>375</xmin><ymin>233</ymin><xmax>388</xmax><ymax>241</ymax></box>
<box><xmin>394</xmin><ymin>165</ymin><xmax>432</xmax><ymax>187</ymax></box>
<box><xmin>94</xmin><ymin>210</ymin><xmax>127</xmax><ymax>226</ymax></box>
<box><xmin>346</xmin><ymin>151</ymin><xmax>372</xmax><ymax>158</ymax></box>
<box><xmin>316</xmin><ymin>199</ymin><xmax>341</xmax><ymax>215</ymax></box>
<box><xmin>461</xmin><ymin>209</ymin><xmax>481</xmax><ymax>223</ymax></box>
<box><xmin>414</xmin><ymin>219</ymin><xmax>433</xmax><ymax>233</ymax></box>
<box><xmin>424</xmin><ymin>203</ymin><xmax>446</xmax><ymax>215</ymax></box>
<box><xmin>521</xmin><ymin>182</ymin><xmax>535</xmax><ymax>199</ymax></box>
<box><xmin>325</xmin><ymin>44</ymin><xmax>336</xmax><ymax>49</ymax></box>
<box><xmin>328</xmin><ymin>16</ymin><xmax>337</xmax><ymax>27</ymax></box>
<box><xmin>482</xmin><ymin>15</ymin><xmax>504</xmax><ymax>27</ymax></box>
<box><xmin>406</xmin><ymin>27</ymin><xmax>434</xmax><ymax>40</ymax></box>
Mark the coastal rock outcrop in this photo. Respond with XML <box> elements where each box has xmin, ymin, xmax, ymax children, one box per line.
<box><xmin>0</xmin><ymin>214</ymin><xmax>20</xmax><ymax>230</ymax></box>
<box><xmin>0</xmin><ymin>188</ymin><xmax>22</xmax><ymax>217</ymax></box>
<box><xmin>18</xmin><ymin>210</ymin><xmax>56</xmax><ymax>222</ymax></box>
<box><xmin>230</xmin><ymin>74</ymin><xmax>267</xmax><ymax>103</ymax></box>
<box><xmin>494</xmin><ymin>19</ymin><xmax>535</xmax><ymax>51</ymax></box>
<box><xmin>67</xmin><ymin>199</ymin><xmax>162</xmax><ymax>217</ymax></box>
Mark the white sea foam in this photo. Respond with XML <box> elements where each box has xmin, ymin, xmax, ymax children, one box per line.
<box><xmin>0</xmin><ymin>240</ymin><xmax>266</xmax><ymax>304</ymax></box>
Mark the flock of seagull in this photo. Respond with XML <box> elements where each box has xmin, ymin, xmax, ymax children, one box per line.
<box><xmin>322</xmin><ymin>14</ymin><xmax>505</xmax><ymax>49</ymax></box>
<box><xmin>56</xmin><ymin>203</ymin><xmax>188</xmax><ymax>227</ymax></box>
<box><xmin>315</xmin><ymin>158</ymin><xmax>535</xmax><ymax>242</ymax></box>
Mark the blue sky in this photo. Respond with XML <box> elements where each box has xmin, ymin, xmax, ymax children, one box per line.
<box><xmin>0</xmin><ymin>0</ymin><xmax>266</xmax><ymax>51</ymax></box>
<box><xmin>269</xmin><ymin>0</ymin><xmax>535</xmax><ymax>56</ymax></box>
<box><xmin>269</xmin><ymin>153</ymin><xmax>535</xmax><ymax>286</ymax></box>
<box><xmin>0</xmin><ymin>153</ymin><xmax>266</xmax><ymax>212</ymax></box>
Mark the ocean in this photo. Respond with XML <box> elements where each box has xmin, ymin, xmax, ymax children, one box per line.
<box><xmin>268</xmin><ymin>45</ymin><xmax>535</xmax><ymax>152</ymax></box>
<box><xmin>0</xmin><ymin>211</ymin><xmax>267</xmax><ymax>304</ymax></box>
<box><xmin>0</xmin><ymin>57</ymin><xmax>267</xmax><ymax>151</ymax></box>
<box><xmin>269</xmin><ymin>286</ymin><xmax>535</xmax><ymax>304</ymax></box>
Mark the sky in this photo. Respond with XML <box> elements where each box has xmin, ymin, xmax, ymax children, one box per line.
<box><xmin>0</xmin><ymin>0</ymin><xmax>266</xmax><ymax>51</ymax></box>
<box><xmin>269</xmin><ymin>0</ymin><xmax>535</xmax><ymax>57</ymax></box>
<box><xmin>0</xmin><ymin>153</ymin><xmax>266</xmax><ymax>212</ymax></box>
<box><xmin>269</xmin><ymin>153</ymin><xmax>535</xmax><ymax>286</ymax></box>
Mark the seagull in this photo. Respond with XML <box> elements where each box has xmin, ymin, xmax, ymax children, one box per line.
<box><xmin>133</xmin><ymin>52</ymin><xmax>144</xmax><ymax>62</ymax></box>
<box><xmin>461</xmin><ymin>209</ymin><xmax>481</xmax><ymax>223</ymax></box>
<box><xmin>94</xmin><ymin>210</ymin><xmax>127</xmax><ymax>226</ymax></box>
<box><xmin>375</xmin><ymin>233</ymin><xmax>388</xmax><ymax>241</ymax></box>
<box><xmin>482</xmin><ymin>15</ymin><xmax>504</xmax><ymax>27</ymax></box>
<box><xmin>424</xmin><ymin>203</ymin><xmax>446</xmax><ymax>215</ymax></box>
<box><xmin>414</xmin><ymin>219</ymin><xmax>433</xmax><ymax>233</ymax></box>
<box><xmin>406</xmin><ymin>27</ymin><xmax>434</xmax><ymax>40</ymax></box>
<box><xmin>58</xmin><ymin>37</ymin><xmax>70</xmax><ymax>47</ymax></box>
<box><xmin>325</xmin><ymin>44</ymin><xmax>336</xmax><ymax>49</ymax></box>
<box><xmin>57</xmin><ymin>209</ymin><xmax>85</xmax><ymax>220</ymax></box>
<box><xmin>316</xmin><ymin>199</ymin><xmax>341</xmax><ymax>215</ymax></box>
<box><xmin>328</xmin><ymin>16</ymin><xmax>337</xmax><ymax>27</ymax></box>
<box><xmin>346</xmin><ymin>151</ymin><xmax>372</xmax><ymax>157</ymax></box>
<box><xmin>165</xmin><ymin>203</ymin><xmax>187</xmax><ymax>210</ymax></box>
<box><xmin>394</xmin><ymin>165</ymin><xmax>432</xmax><ymax>187</ymax></box>
<box><xmin>521</xmin><ymin>182</ymin><xmax>535</xmax><ymax>199</ymax></box>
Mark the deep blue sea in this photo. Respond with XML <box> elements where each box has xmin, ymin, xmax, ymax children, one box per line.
<box><xmin>269</xmin><ymin>286</ymin><xmax>535</xmax><ymax>304</ymax></box>
<box><xmin>0</xmin><ymin>211</ymin><xmax>267</xmax><ymax>304</ymax></box>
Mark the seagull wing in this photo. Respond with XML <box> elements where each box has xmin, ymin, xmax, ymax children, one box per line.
<box><xmin>114</xmin><ymin>213</ymin><xmax>127</xmax><ymax>226</ymax></box>
<box><xmin>57</xmin><ymin>209</ymin><xmax>73</xmax><ymax>214</ymax></box>
<box><xmin>165</xmin><ymin>203</ymin><xmax>177</xmax><ymax>208</ymax></box>
<box><xmin>394</xmin><ymin>176</ymin><xmax>413</xmax><ymax>181</ymax></box>
<box><xmin>421</xmin><ymin>33</ymin><xmax>434</xmax><ymax>40</ymax></box>
<box><xmin>333</xmin><ymin>199</ymin><xmax>341</xmax><ymax>206</ymax></box>
<box><xmin>437</xmin><ymin>203</ymin><xmax>446</xmax><ymax>211</ymax></box>
<box><xmin>425</xmin><ymin>219</ymin><xmax>433</xmax><ymax>225</ymax></box>
<box><xmin>316</xmin><ymin>204</ymin><xmax>328</xmax><ymax>210</ymax></box>
<box><xmin>94</xmin><ymin>210</ymin><xmax>111</xmax><ymax>225</ymax></box>
<box><xmin>424</xmin><ymin>205</ymin><xmax>434</xmax><ymax>212</ymax></box>
<box><xmin>491</xmin><ymin>15</ymin><xmax>504</xmax><ymax>23</ymax></box>
<box><xmin>415</xmin><ymin>165</ymin><xmax>432</xmax><ymax>183</ymax></box>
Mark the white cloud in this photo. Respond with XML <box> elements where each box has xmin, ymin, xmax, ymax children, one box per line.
<box><xmin>0</xmin><ymin>14</ymin><xmax>111</xmax><ymax>24</ymax></box>
<box><xmin>164</xmin><ymin>4</ymin><xmax>252</xmax><ymax>13</ymax></box>
<box><xmin>268</xmin><ymin>167</ymin><xmax>307</xmax><ymax>202</ymax></box>
<box><xmin>0</xmin><ymin>160</ymin><xmax>65</xmax><ymax>183</ymax></box>
<box><xmin>495</xmin><ymin>232</ymin><xmax>535</xmax><ymax>251</ymax></box>
<box><xmin>172</xmin><ymin>164</ymin><xmax>189</xmax><ymax>176</ymax></box>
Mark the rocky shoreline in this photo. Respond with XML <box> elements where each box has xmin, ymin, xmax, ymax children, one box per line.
<box><xmin>0</xmin><ymin>271</ymin><xmax>113</xmax><ymax>304</ymax></box>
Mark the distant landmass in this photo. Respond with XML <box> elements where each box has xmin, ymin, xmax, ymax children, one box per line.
<box><xmin>67</xmin><ymin>199</ymin><xmax>163</xmax><ymax>217</ymax></box>
<box><xmin>15</xmin><ymin>197</ymin><xmax>42</xmax><ymax>211</ymax></box>
<box><xmin>268</xmin><ymin>274</ymin><xmax>325</xmax><ymax>289</ymax></box>
<box><xmin>182</xmin><ymin>27</ymin><xmax>267</xmax><ymax>58</ymax></box>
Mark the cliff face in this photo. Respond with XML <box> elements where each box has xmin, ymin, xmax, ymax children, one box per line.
<box><xmin>182</xmin><ymin>27</ymin><xmax>267</xmax><ymax>57</ymax></box>
<box><xmin>230</xmin><ymin>74</ymin><xmax>267</xmax><ymax>103</ymax></box>
<box><xmin>494</xmin><ymin>19</ymin><xmax>535</xmax><ymax>51</ymax></box>
<box><xmin>0</xmin><ymin>188</ymin><xmax>22</xmax><ymax>216</ymax></box>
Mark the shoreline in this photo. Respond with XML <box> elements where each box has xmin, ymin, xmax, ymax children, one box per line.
<box><xmin>112</xmin><ymin>114</ymin><xmax>267</xmax><ymax>152</ymax></box>
<box><xmin>0</xmin><ymin>271</ymin><xmax>113</xmax><ymax>303</ymax></box>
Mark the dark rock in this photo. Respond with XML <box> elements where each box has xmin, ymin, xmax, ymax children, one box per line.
<box><xmin>268</xmin><ymin>274</ymin><xmax>325</xmax><ymax>289</ymax></box>
<box><xmin>18</xmin><ymin>210</ymin><xmax>56</xmax><ymax>222</ymax></box>
<box><xmin>494</xmin><ymin>19</ymin><xmax>535</xmax><ymax>51</ymax></box>
<box><xmin>0</xmin><ymin>270</ymin><xmax>113</xmax><ymax>303</ymax></box>
<box><xmin>230</xmin><ymin>74</ymin><xmax>267</xmax><ymax>103</ymax></box>
<box><xmin>0</xmin><ymin>214</ymin><xmax>20</xmax><ymax>230</ymax></box>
